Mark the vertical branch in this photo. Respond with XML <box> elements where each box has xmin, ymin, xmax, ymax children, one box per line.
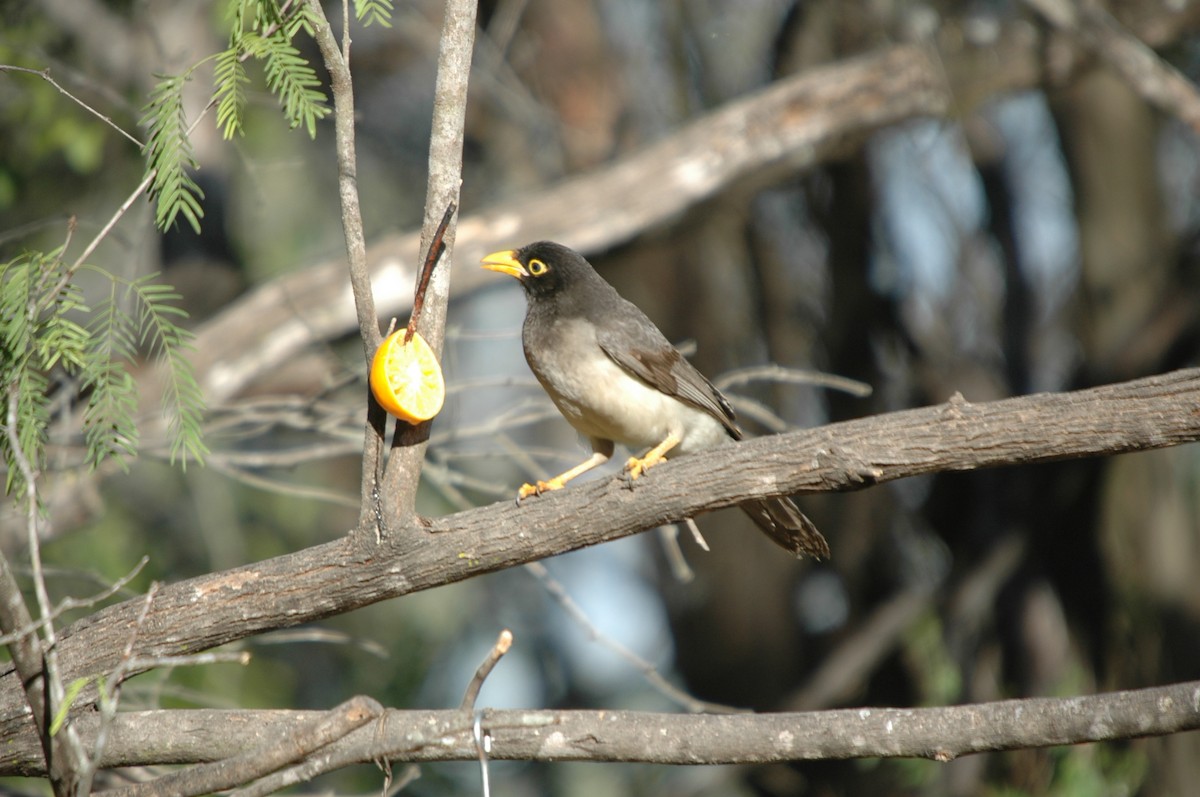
<box><xmin>381</xmin><ymin>0</ymin><xmax>478</xmax><ymax>528</ymax></box>
<box><xmin>304</xmin><ymin>0</ymin><xmax>388</xmax><ymax>534</ymax></box>
<box><xmin>1</xmin><ymin>389</ymin><xmax>87</xmax><ymax>795</ymax></box>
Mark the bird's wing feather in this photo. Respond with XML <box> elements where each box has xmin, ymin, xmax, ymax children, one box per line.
<box><xmin>596</xmin><ymin>304</ymin><xmax>739</xmax><ymax>437</ymax></box>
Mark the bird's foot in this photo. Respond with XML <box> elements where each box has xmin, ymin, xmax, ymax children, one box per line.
<box><xmin>622</xmin><ymin>452</ymin><xmax>666</xmax><ymax>485</ymax></box>
<box><xmin>516</xmin><ymin>478</ymin><xmax>565</xmax><ymax>504</ymax></box>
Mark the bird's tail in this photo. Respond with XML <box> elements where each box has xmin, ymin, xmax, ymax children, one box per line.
<box><xmin>739</xmin><ymin>497</ymin><xmax>830</xmax><ymax>559</ymax></box>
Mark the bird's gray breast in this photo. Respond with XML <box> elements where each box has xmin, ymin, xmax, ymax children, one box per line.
<box><xmin>523</xmin><ymin>315</ymin><xmax>727</xmax><ymax>453</ymax></box>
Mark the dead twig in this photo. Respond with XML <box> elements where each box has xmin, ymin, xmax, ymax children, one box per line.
<box><xmin>461</xmin><ymin>630</ymin><xmax>515</xmax><ymax>712</ymax></box>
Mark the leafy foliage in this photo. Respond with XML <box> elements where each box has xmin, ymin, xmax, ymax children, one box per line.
<box><xmin>119</xmin><ymin>275</ymin><xmax>208</xmax><ymax>467</ymax></box>
<box><xmin>213</xmin><ymin>47</ymin><xmax>250</xmax><ymax>140</ymax></box>
<box><xmin>148</xmin><ymin>1</ymin><xmax>333</xmax><ymax>229</ymax></box>
<box><xmin>355</xmin><ymin>0</ymin><xmax>394</xmax><ymax>28</ymax></box>
<box><xmin>217</xmin><ymin>0</ymin><xmax>331</xmax><ymax>139</ymax></box>
<box><xmin>247</xmin><ymin>29</ymin><xmax>329</xmax><ymax>138</ymax></box>
<box><xmin>1</xmin><ymin>248</ymin><xmax>207</xmax><ymax>502</ymax></box>
<box><xmin>140</xmin><ymin>71</ymin><xmax>206</xmax><ymax>234</ymax></box>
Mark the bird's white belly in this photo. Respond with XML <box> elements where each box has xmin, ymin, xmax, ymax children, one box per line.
<box><xmin>528</xmin><ymin>322</ymin><xmax>727</xmax><ymax>455</ymax></box>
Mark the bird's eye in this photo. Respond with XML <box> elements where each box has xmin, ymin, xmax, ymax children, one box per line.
<box><xmin>528</xmin><ymin>259</ymin><xmax>548</xmax><ymax>276</ymax></box>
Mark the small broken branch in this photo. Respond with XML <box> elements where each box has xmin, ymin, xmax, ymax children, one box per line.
<box><xmin>460</xmin><ymin>629</ymin><xmax>514</xmax><ymax>712</ymax></box>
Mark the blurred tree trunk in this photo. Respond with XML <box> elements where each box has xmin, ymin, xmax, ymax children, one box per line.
<box><xmin>1052</xmin><ymin>65</ymin><xmax>1200</xmax><ymax>797</ymax></box>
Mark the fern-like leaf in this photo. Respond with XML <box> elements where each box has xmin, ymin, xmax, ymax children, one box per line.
<box><xmin>213</xmin><ymin>48</ymin><xmax>250</xmax><ymax>140</ymax></box>
<box><xmin>355</xmin><ymin>0</ymin><xmax>394</xmax><ymax>28</ymax></box>
<box><xmin>124</xmin><ymin>275</ymin><xmax>208</xmax><ymax>467</ymax></box>
<box><xmin>36</xmin><ymin>280</ymin><xmax>90</xmax><ymax>371</ymax></box>
<box><xmin>2</xmin><ymin>254</ymin><xmax>48</xmax><ymax>495</ymax></box>
<box><xmin>140</xmin><ymin>72</ymin><xmax>206</xmax><ymax>234</ymax></box>
<box><xmin>241</xmin><ymin>28</ymin><xmax>330</xmax><ymax>139</ymax></box>
<box><xmin>82</xmin><ymin>284</ymin><xmax>141</xmax><ymax>470</ymax></box>
<box><xmin>5</xmin><ymin>368</ymin><xmax>51</xmax><ymax>496</ymax></box>
<box><xmin>284</xmin><ymin>1</ymin><xmax>318</xmax><ymax>38</ymax></box>
<box><xmin>82</xmin><ymin>360</ymin><xmax>140</xmax><ymax>470</ymax></box>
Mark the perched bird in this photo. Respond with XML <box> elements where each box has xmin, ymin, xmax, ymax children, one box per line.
<box><xmin>481</xmin><ymin>241</ymin><xmax>829</xmax><ymax>559</ymax></box>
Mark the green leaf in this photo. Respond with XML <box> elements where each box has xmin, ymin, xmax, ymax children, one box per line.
<box><xmin>213</xmin><ymin>47</ymin><xmax>250</xmax><ymax>140</ymax></box>
<box><xmin>82</xmin><ymin>284</ymin><xmax>140</xmax><ymax>470</ymax></box>
<box><xmin>4</xmin><ymin>368</ymin><xmax>50</xmax><ymax>496</ymax></box>
<box><xmin>2</xmin><ymin>254</ymin><xmax>49</xmax><ymax>497</ymax></box>
<box><xmin>123</xmin><ymin>274</ymin><xmax>208</xmax><ymax>468</ymax></box>
<box><xmin>239</xmin><ymin>24</ymin><xmax>330</xmax><ymax>139</ymax></box>
<box><xmin>355</xmin><ymin>0</ymin><xmax>394</xmax><ymax>28</ymax></box>
<box><xmin>52</xmin><ymin>676</ymin><xmax>98</xmax><ymax>736</ymax></box>
<box><xmin>3</xmin><ymin>242</ymin><xmax>206</xmax><ymax>494</ymax></box>
<box><xmin>140</xmin><ymin>71</ymin><xmax>206</xmax><ymax>234</ymax></box>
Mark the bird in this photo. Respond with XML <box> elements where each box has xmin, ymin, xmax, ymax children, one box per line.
<box><xmin>481</xmin><ymin>241</ymin><xmax>829</xmax><ymax>559</ymax></box>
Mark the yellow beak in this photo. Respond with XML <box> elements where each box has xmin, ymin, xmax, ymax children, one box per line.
<box><xmin>480</xmin><ymin>250</ymin><xmax>527</xmax><ymax>279</ymax></box>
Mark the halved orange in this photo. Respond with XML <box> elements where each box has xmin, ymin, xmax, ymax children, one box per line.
<box><xmin>369</xmin><ymin>329</ymin><xmax>445</xmax><ymax>423</ymax></box>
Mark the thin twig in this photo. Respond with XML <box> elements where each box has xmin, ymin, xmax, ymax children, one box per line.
<box><xmin>460</xmin><ymin>630</ymin><xmax>514</xmax><ymax>712</ymax></box>
<box><xmin>524</xmin><ymin>562</ymin><xmax>744</xmax><ymax>714</ymax></box>
<box><xmin>125</xmin><ymin>652</ymin><xmax>251</xmax><ymax>670</ymax></box>
<box><xmin>0</xmin><ymin>557</ymin><xmax>149</xmax><ymax>647</ymax></box>
<box><xmin>0</xmin><ymin>64</ymin><xmax>144</xmax><ymax>147</ymax></box>
<box><xmin>683</xmin><ymin>517</ymin><xmax>710</xmax><ymax>551</ymax></box>
<box><xmin>81</xmin><ymin>583</ymin><xmax>161</xmax><ymax>795</ymax></box>
<box><xmin>713</xmin><ymin>364</ymin><xmax>872</xmax><ymax>397</ymax></box>
<box><xmin>1</xmin><ymin>387</ymin><xmax>90</xmax><ymax>792</ymax></box>
<box><xmin>657</xmin><ymin>525</ymin><xmax>696</xmax><ymax>582</ymax></box>
<box><xmin>405</xmin><ymin>201</ymin><xmax>458</xmax><ymax>344</ymax></box>
<box><xmin>205</xmin><ymin>459</ymin><xmax>359</xmax><ymax>509</ymax></box>
<box><xmin>63</xmin><ymin>94</ymin><xmax>214</xmax><ymax>287</ymax></box>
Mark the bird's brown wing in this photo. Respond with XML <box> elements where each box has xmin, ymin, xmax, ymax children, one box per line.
<box><xmin>595</xmin><ymin>304</ymin><xmax>739</xmax><ymax>437</ymax></box>
<box><xmin>595</xmin><ymin>300</ymin><xmax>829</xmax><ymax>559</ymax></box>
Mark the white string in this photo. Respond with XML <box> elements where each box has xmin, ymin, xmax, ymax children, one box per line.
<box><xmin>473</xmin><ymin>710</ymin><xmax>492</xmax><ymax>797</ymax></box>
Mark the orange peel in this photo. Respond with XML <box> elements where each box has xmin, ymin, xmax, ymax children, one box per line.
<box><xmin>369</xmin><ymin>329</ymin><xmax>445</xmax><ymax>423</ymax></box>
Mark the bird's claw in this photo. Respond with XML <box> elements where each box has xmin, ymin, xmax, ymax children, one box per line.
<box><xmin>516</xmin><ymin>478</ymin><xmax>563</xmax><ymax>504</ymax></box>
<box><xmin>622</xmin><ymin>454</ymin><xmax>661</xmax><ymax>486</ymax></box>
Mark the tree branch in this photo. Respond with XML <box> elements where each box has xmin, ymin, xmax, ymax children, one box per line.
<box><xmin>0</xmin><ymin>368</ymin><xmax>1198</xmax><ymax>766</ymax></box>
<box><xmin>4</xmin><ymin>681</ymin><xmax>1198</xmax><ymax>775</ymax></box>
<box><xmin>303</xmin><ymin>0</ymin><xmax>388</xmax><ymax>535</ymax></box>
<box><xmin>1024</xmin><ymin>0</ymin><xmax>1200</xmax><ymax>130</ymax></box>
<box><xmin>95</xmin><ymin>696</ymin><xmax>381</xmax><ymax>797</ymax></box>
<box><xmin>379</xmin><ymin>0</ymin><xmax>477</xmax><ymax>530</ymax></box>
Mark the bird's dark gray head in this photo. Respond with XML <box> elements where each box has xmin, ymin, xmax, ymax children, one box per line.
<box><xmin>480</xmin><ymin>241</ymin><xmax>600</xmax><ymax>302</ymax></box>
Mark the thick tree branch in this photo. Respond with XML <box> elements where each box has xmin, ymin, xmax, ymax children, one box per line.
<box><xmin>95</xmin><ymin>696</ymin><xmax>381</xmax><ymax>797</ymax></box>
<box><xmin>3</xmin><ymin>681</ymin><xmax>1198</xmax><ymax>776</ymax></box>
<box><xmin>0</xmin><ymin>368</ymin><xmax>1198</xmax><ymax>767</ymax></box>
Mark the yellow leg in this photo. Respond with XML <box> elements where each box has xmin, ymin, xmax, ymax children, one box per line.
<box><xmin>518</xmin><ymin>450</ymin><xmax>611</xmax><ymax>501</ymax></box>
<box><xmin>624</xmin><ymin>431</ymin><xmax>681</xmax><ymax>481</ymax></box>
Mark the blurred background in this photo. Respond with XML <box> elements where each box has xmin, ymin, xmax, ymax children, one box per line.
<box><xmin>3</xmin><ymin>0</ymin><xmax>1200</xmax><ymax>795</ymax></box>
